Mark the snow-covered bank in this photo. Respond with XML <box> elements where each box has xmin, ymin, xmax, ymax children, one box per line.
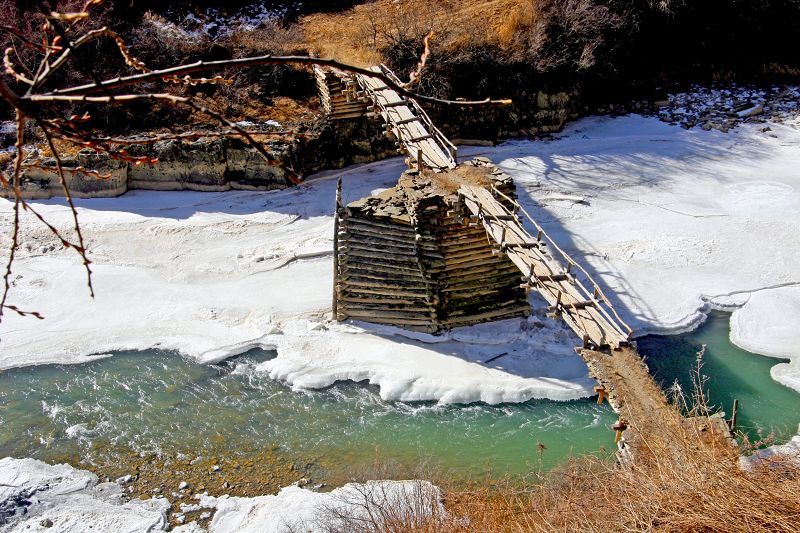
<box><xmin>730</xmin><ymin>286</ymin><xmax>800</xmax><ymax>391</ymax></box>
<box><xmin>0</xmin><ymin>457</ymin><xmax>441</xmax><ymax>532</ymax></box>
<box><xmin>0</xmin><ymin>457</ymin><xmax>169</xmax><ymax>532</ymax></box>
<box><xmin>181</xmin><ymin>479</ymin><xmax>442</xmax><ymax>533</ymax></box>
<box><xmin>0</xmin><ymin>158</ymin><xmax>594</xmax><ymax>404</ymax></box>
<box><xmin>2</xmin><ymin>114</ymin><xmax>800</xmax><ymax>401</ymax></box>
<box><xmin>483</xmin><ymin>115</ymin><xmax>800</xmax><ymax>392</ymax></box>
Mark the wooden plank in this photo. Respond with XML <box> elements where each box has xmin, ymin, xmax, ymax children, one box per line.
<box><xmin>458</xmin><ymin>184</ymin><xmax>629</xmax><ymax>348</ymax></box>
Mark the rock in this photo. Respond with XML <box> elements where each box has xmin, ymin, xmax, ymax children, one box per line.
<box><xmin>179</xmin><ymin>481</ymin><xmax>189</xmax><ymax>490</ymax></box>
<box><xmin>115</xmin><ymin>474</ymin><xmax>133</xmax><ymax>484</ymax></box>
<box><xmin>40</xmin><ymin>518</ymin><xmax>53</xmax><ymax>528</ymax></box>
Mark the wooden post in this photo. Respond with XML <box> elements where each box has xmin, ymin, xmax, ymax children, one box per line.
<box><xmin>730</xmin><ymin>398</ymin><xmax>739</xmax><ymax>430</ymax></box>
<box><xmin>332</xmin><ymin>178</ymin><xmax>343</xmax><ymax>320</ymax></box>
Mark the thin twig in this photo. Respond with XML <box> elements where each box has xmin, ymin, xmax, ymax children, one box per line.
<box><xmin>40</xmin><ymin>55</ymin><xmax>513</xmax><ymax>106</ymax></box>
<box><xmin>0</xmin><ymin>111</ymin><xmax>24</xmax><ymax>321</ymax></box>
<box><xmin>39</xmin><ymin>123</ymin><xmax>94</xmax><ymax>297</ymax></box>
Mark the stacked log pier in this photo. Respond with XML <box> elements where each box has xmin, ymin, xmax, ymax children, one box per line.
<box><xmin>336</xmin><ymin>159</ymin><xmax>529</xmax><ymax>333</ymax></box>
<box><xmin>314</xmin><ymin>66</ymin><xmax>369</xmax><ymax>120</ymax></box>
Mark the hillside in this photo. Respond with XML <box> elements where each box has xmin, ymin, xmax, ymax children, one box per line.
<box><xmin>3</xmin><ymin>0</ymin><xmax>800</xmax><ymax>138</ymax></box>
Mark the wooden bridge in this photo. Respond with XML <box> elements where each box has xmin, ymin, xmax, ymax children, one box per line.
<box><xmin>458</xmin><ymin>184</ymin><xmax>633</xmax><ymax>350</ymax></box>
<box><xmin>315</xmin><ymin>65</ymin><xmax>457</xmax><ymax>170</ymax></box>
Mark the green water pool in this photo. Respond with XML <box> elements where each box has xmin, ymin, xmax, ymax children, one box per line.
<box><xmin>0</xmin><ymin>312</ymin><xmax>798</xmax><ymax>480</ymax></box>
<box><xmin>640</xmin><ymin>310</ymin><xmax>800</xmax><ymax>444</ymax></box>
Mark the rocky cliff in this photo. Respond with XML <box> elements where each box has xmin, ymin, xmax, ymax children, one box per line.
<box><xmin>11</xmin><ymin>117</ymin><xmax>397</xmax><ymax>199</ymax></box>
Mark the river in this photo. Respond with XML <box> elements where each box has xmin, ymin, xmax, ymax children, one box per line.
<box><xmin>1</xmin><ymin>312</ymin><xmax>797</xmax><ymax>485</ymax></box>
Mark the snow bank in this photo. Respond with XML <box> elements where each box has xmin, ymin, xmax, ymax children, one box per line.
<box><xmin>2</xmin><ymin>114</ymin><xmax>800</xmax><ymax>402</ymax></box>
<box><xmin>484</xmin><ymin>115</ymin><xmax>800</xmax><ymax>393</ymax></box>
<box><xmin>184</xmin><ymin>480</ymin><xmax>442</xmax><ymax>533</ymax></box>
<box><xmin>730</xmin><ymin>286</ymin><xmax>800</xmax><ymax>391</ymax></box>
<box><xmin>0</xmin><ymin>457</ymin><xmax>169</xmax><ymax>532</ymax></box>
<box><xmin>740</xmin><ymin>433</ymin><xmax>800</xmax><ymax>470</ymax></box>
<box><xmin>0</xmin><ymin>158</ymin><xmax>594</xmax><ymax>404</ymax></box>
<box><xmin>0</xmin><ymin>457</ymin><xmax>441</xmax><ymax>533</ymax></box>
<box><xmin>261</xmin><ymin>316</ymin><xmax>594</xmax><ymax>404</ymax></box>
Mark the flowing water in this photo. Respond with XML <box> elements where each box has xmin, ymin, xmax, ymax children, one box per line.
<box><xmin>1</xmin><ymin>312</ymin><xmax>798</xmax><ymax>483</ymax></box>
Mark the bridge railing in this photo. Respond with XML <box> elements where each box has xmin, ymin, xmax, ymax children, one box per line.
<box><xmin>488</xmin><ymin>185</ymin><xmax>634</xmax><ymax>340</ymax></box>
<box><xmin>376</xmin><ymin>65</ymin><xmax>458</xmax><ymax>163</ymax></box>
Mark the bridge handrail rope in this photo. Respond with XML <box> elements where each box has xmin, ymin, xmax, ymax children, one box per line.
<box><xmin>378</xmin><ymin>65</ymin><xmax>458</xmax><ymax>161</ymax></box>
<box><xmin>350</xmin><ymin>66</ymin><xmax>456</xmax><ymax>169</ymax></box>
<box><xmin>489</xmin><ymin>185</ymin><xmax>633</xmax><ymax>338</ymax></box>
<box><xmin>488</xmin><ymin>185</ymin><xmax>631</xmax><ymax>339</ymax></box>
<box><xmin>465</xmin><ymin>191</ymin><xmax>603</xmax><ymax>343</ymax></box>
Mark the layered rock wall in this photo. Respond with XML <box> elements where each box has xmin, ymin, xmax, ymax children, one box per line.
<box><xmin>10</xmin><ymin>118</ymin><xmax>397</xmax><ymax>199</ymax></box>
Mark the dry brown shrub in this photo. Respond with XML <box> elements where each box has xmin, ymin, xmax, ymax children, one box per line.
<box><xmin>495</xmin><ymin>1</ymin><xmax>537</xmax><ymax>46</ymax></box>
<box><xmin>320</xmin><ymin>428</ymin><xmax>800</xmax><ymax>532</ymax></box>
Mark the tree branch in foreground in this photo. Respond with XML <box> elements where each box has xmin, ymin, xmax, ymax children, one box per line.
<box><xmin>0</xmin><ymin>3</ymin><xmax>512</xmax><ymax>325</ymax></box>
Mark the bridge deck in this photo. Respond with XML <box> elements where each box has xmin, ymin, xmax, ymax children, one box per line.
<box><xmin>458</xmin><ymin>184</ymin><xmax>632</xmax><ymax>350</ymax></box>
<box><xmin>356</xmin><ymin>67</ymin><xmax>457</xmax><ymax>170</ymax></box>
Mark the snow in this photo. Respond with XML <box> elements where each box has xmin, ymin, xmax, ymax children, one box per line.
<box><xmin>0</xmin><ymin>457</ymin><xmax>440</xmax><ymax>533</ymax></box>
<box><xmin>262</xmin><ymin>317</ymin><xmax>593</xmax><ymax>403</ymax></box>
<box><xmin>2</xmin><ymin>114</ymin><xmax>800</xmax><ymax>403</ymax></box>
<box><xmin>481</xmin><ymin>115</ymin><xmax>800</xmax><ymax>393</ymax></box>
<box><xmin>151</xmin><ymin>3</ymin><xmax>294</xmax><ymax>42</ymax></box>
<box><xmin>740</xmin><ymin>433</ymin><xmax>800</xmax><ymax>470</ymax></box>
<box><xmin>185</xmin><ymin>480</ymin><xmax>442</xmax><ymax>532</ymax></box>
<box><xmin>0</xmin><ymin>457</ymin><xmax>169</xmax><ymax>532</ymax></box>
<box><xmin>730</xmin><ymin>286</ymin><xmax>800</xmax><ymax>392</ymax></box>
<box><xmin>0</xmin><ymin>158</ymin><xmax>595</xmax><ymax>404</ymax></box>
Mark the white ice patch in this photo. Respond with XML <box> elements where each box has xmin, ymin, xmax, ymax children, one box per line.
<box><xmin>0</xmin><ymin>457</ymin><xmax>169</xmax><ymax>532</ymax></box>
<box><xmin>740</xmin><ymin>433</ymin><xmax>800</xmax><ymax>470</ymax></box>
<box><xmin>730</xmin><ymin>286</ymin><xmax>800</xmax><ymax>392</ymax></box>
<box><xmin>191</xmin><ymin>480</ymin><xmax>443</xmax><ymax>533</ymax></box>
<box><xmin>261</xmin><ymin>315</ymin><xmax>593</xmax><ymax>404</ymax></box>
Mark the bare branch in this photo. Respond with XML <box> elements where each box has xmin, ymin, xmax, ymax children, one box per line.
<box><xmin>40</xmin><ymin>55</ymin><xmax>513</xmax><ymax>107</ymax></box>
<box><xmin>0</xmin><ymin>25</ymin><xmax>49</xmax><ymax>53</ymax></box>
<box><xmin>0</xmin><ymin>111</ymin><xmax>25</xmax><ymax>321</ymax></box>
<box><xmin>3</xmin><ymin>47</ymin><xmax>34</xmax><ymax>85</ymax></box>
<box><xmin>28</xmin><ymin>92</ymin><xmax>301</xmax><ymax>182</ymax></box>
<box><xmin>39</xmin><ymin>124</ymin><xmax>94</xmax><ymax>297</ymax></box>
<box><xmin>404</xmin><ymin>31</ymin><xmax>434</xmax><ymax>89</ymax></box>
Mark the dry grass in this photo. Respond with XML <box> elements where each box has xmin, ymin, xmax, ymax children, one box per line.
<box><xmin>442</xmin><ymin>437</ymin><xmax>800</xmax><ymax>532</ymax></box>
<box><xmin>299</xmin><ymin>0</ymin><xmax>530</xmax><ymax>66</ymax></box>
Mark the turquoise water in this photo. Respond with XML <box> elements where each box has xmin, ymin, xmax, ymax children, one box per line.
<box><xmin>0</xmin><ymin>350</ymin><xmax>615</xmax><ymax>480</ymax></box>
<box><xmin>1</xmin><ymin>312</ymin><xmax>798</xmax><ymax>480</ymax></box>
<box><xmin>640</xmin><ymin>310</ymin><xmax>800</xmax><ymax>445</ymax></box>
